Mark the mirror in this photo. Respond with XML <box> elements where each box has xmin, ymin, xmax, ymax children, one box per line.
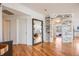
<box><xmin>32</xmin><ymin>19</ymin><xmax>43</xmax><ymax>45</ymax></box>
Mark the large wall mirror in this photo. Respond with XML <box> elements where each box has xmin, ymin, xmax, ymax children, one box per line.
<box><xmin>32</xmin><ymin>19</ymin><xmax>43</xmax><ymax>45</ymax></box>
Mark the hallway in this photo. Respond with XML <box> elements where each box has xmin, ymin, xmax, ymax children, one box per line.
<box><xmin>13</xmin><ymin>37</ymin><xmax>79</xmax><ymax>56</ymax></box>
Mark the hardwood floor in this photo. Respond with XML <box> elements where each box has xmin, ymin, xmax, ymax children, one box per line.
<box><xmin>13</xmin><ymin>38</ymin><xmax>79</xmax><ymax>56</ymax></box>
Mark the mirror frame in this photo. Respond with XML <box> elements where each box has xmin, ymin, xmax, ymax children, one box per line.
<box><xmin>32</xmin><ymin>18</ymin><xmax>43</xmax><ymax>45</ymax></box>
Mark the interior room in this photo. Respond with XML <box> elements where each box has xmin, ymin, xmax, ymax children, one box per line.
<box><xmin>0</xmin><ymin>3</ymin><xmax>79</xmax><ymax>56</ymax></box>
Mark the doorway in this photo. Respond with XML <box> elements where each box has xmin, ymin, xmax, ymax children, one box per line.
<box><xmin>3</xmin><ymin>15</ymin><xmax>10</xmax><ymax>41</ymax></box>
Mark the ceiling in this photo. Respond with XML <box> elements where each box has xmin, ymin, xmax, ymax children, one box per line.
<box><xmin>2</xmin><ymin>6</ymin><xmax>27</xmax><ymax>16</ymax></box>
<box><xmin>22</xmin><ymin>3</ymin><xmax>79</xmax><ymax>15</ymax></box>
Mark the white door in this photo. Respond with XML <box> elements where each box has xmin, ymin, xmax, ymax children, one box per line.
<box><xmin>18</xmin><ymin>18</ymin><xmax>27</xmax><ymax>44</ymax></box>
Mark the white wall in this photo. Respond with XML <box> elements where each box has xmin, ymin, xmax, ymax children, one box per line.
<box><xmin>26</xmin><ymin>16</ymin><xmax>32</xmax><ymax>45</ymax></box>
<box><xmin>9</xmin><ymin>15</ymin><xmax>27</xmax><ymax>44</ymax></box>
<box><xmin>9</xmin><ymin>16</ymin><xmax>17</xmax><ymax>44</ymax></box>
<box><xmin>0</xmin><ymin>6</ymin><xmax>2</xmax><ymax>42</ymax></box>
<box><xmin>8</xmin><ymin>15</ymin><xmax>32</xmax><ymax>45</ymax></box>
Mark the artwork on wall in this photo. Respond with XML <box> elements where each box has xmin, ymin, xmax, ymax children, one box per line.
<box><xmin>32</xmin><ymin>19</ymin><xmax>43</xmax><ymax>45</ymax></box>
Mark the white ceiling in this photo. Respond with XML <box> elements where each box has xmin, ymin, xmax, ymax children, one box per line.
<box><xmin>2</xmin><ymin>6</ymin><xmax>27</xmax><ymax>16</ymax></box>
<box><xmin>22</xmin><ymin>3</ymin><xmax>79</xmax><ymax>15</ymax></box>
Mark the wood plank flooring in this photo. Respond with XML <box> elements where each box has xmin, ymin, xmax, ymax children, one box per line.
<box><xmin>13</xmin><ymin>38</ymin><xmax>79</xmax><ymax>56</ymax></box>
